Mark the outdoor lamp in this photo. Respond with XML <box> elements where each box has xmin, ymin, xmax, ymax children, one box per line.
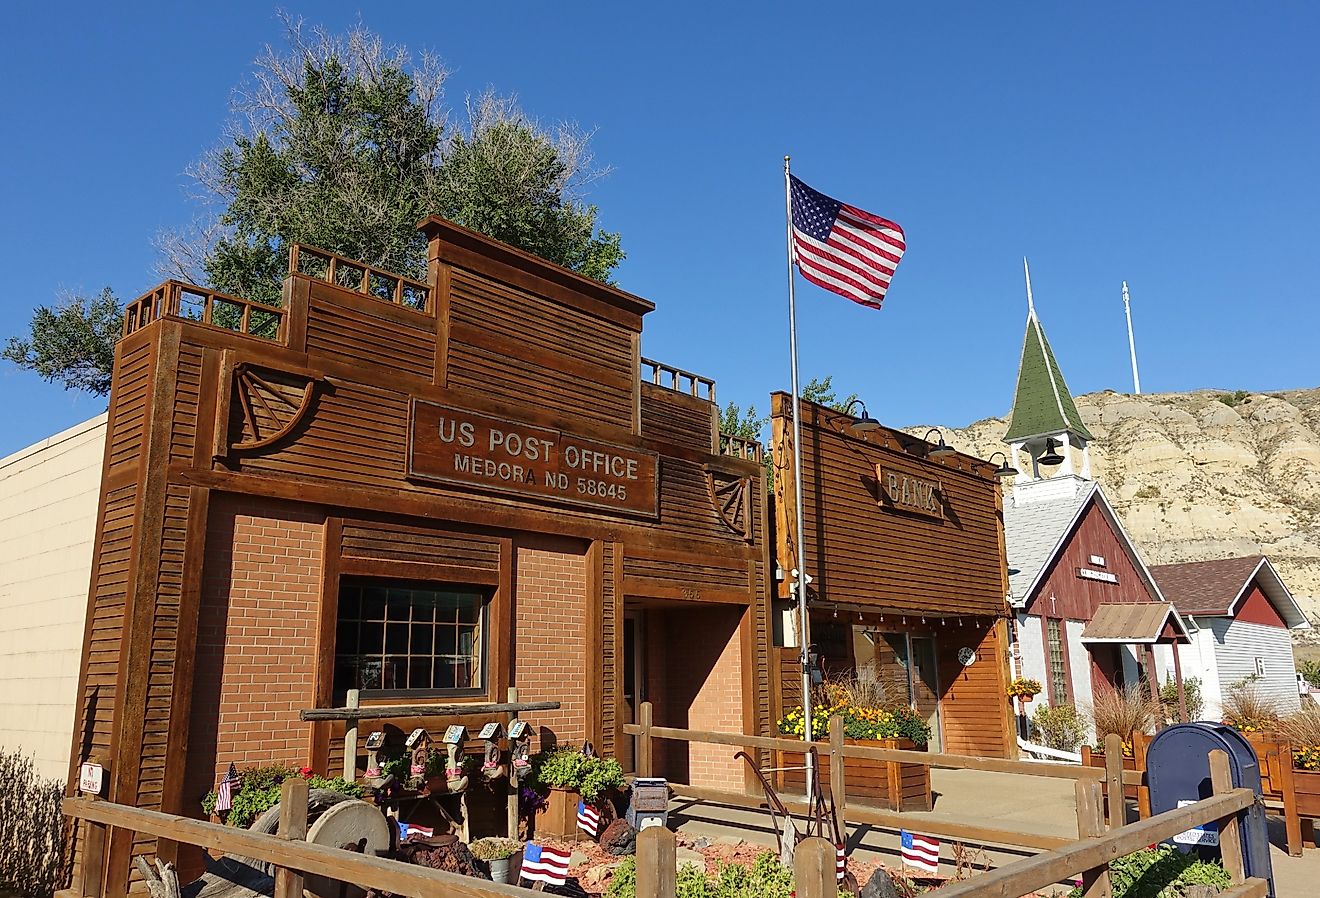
<box><xmin>1038</xmin><ymin>438</ymin><xmax>1065</xmax><ymax>466</ymax></box>
<box><xmin>922</xmin><ymin>428</ymin><xmax>957</xmax><ymax>459</ymax></box>
<box><xmin>842</xmin><ymin>398</ymin><xmax>881</xmax><ymax>432</ymax></box>
<box><xmin>986</xmin><ymin>451</ymin><xmax>1019</xmax><ymax>479</ymax></box>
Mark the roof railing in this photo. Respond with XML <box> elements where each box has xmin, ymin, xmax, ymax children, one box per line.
<box><xmin>641</xmin><ymin>357</ymin><xmax>716</xmax><ymax>403</ymax></box>
<box><xmin>289</xmin><ymin>244</ymin><xmax>431</xmax><ymax>313</ymax></box>
<box><xmin>122</xmin><ymin>281</ymin><xmax>284</xmax><ymax>342</ymax></box>
<box><xmin>719</xmin><ymin>432</ymin><xmax>764</xmax><ymax>463</ymax></box>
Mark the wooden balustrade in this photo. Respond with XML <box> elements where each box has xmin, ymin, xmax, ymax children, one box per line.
<box><xmin>641</xmin><ymin>357</ymin><xmax>716</xmax><ymax>403</ymax></box>
<box><xmin>122</xmin><ymin>281</ymin><xmax>285</xmax><ymax>342</ymax></box>
<box><xmin>289</xmin><ymin>244</ymin><xmax>431</xmax><ymax>313</ymax></box>
<box><xmin>718</xmin><ymin>431</ymin><xmax>764</xmax><ymax>463</ymax></box>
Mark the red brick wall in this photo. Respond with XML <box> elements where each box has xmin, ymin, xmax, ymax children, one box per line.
<box><xmin>646</xmin><ymin>604</ymin><xmax>745</xmax><ymax>790</ymax></box>
<box><xmin>513</xmin><ymin>535</ymin><xmax>589</xmax><ymax>748</ymax></box>
<box><xmin>184</xmin><ymin>497</ymin><xmax>324</xmax><ymax>808</ymax></box>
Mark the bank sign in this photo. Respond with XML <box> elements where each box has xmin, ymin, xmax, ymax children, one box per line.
<box><xmin>408</xmin><ymin>399</ymin><xmax>659</xmax><ymax>516</ymax></box>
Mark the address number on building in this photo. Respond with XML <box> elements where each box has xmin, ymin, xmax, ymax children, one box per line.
<box><xmin>407</xmin><ymin>399</ymin><xmax>659</xmax><ymax>516</ymax></box>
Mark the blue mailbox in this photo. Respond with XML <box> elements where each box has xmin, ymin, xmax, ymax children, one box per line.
<box><xmin>1146</xmin><ymin>723</ymin><xmax>1273</xmax><ymax>896</ymax></box>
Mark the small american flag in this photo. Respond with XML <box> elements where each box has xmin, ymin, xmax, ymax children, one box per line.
<box><xmin>214</xmin><ymin>762</ymin><xmax>240</xmax><ymax>813</ymax></box>
<box><xmin>900</xmin><ymin>829</ymin><xmax>940</xmax><ymax>874</ymax></box>
<box><xmin>521</xmin><ymin>843</ymin><xmax>571</xmax><ymax>886</ymax></box>
<box><xmin>398</xmin><ymin>822</ymin><xmax>434</xmax><ymax>841</ymax></box>
<box><xmin>577</xmin><ymin>800</ymin><xmax>601</xmax><ymax>837</ymax></box>
<box><xmin>836</xmin><ymin>843</ymin><xmax>847</xmax><ymax>882</ymax></box>
<box><xmin>790</xmin><ymin>175</ymin><xmax>906</xmax><ymax>310</ymax></box>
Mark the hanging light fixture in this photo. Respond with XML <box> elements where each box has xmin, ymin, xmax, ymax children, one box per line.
<box><xmin>842</xmin><ymin>399</ymin><xmax>881</xmax><ymax>432</ymax></box>
<box><xmin>986</xmin><ymin>451</ymin><xmax>1019</xmax><ymax>479</ymax></box>
<box><xmin>922</xmin><ymin>428</ymin><xmax>957</xmax><ymax>460</ymax></box>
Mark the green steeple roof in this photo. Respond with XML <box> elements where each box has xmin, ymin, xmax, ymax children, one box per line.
<box><xmin>1004</xmin><ymin>310</ymin><xmax>1094</xmax><ymax>443</ymax></box>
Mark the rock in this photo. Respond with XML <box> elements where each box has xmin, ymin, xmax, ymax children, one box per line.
<box><xmin>675</xmin><ymin>847</ymin><xmax>704</xmax><ymax>869</ymax></box>
<box><xmin>599</xmin><ymin>819</ymin><xmax>637</xmax><ymax>856</ymax></box>
<box><xmin>570</xmin><ymin>850</ymin><xmax>590</xmax><ymax>866</ymax></box>
<box><xmin>582</xmin><ymin>864</ymin><xmax>614</xmax><ymax>888</ymax></box>
<box><xmin>692</xmin><ymin>837</ymin><xmax>711</xmax><ymax>850</ymax></box>
<box><xmin>397</xmin><ymin>838</ymin><xmax>489</xmax><ymax>879</ymax></box>
<box><xmin>859</xmin><ymin>868</ymin><xmax>903</xmax><ymax>898</ymax></box>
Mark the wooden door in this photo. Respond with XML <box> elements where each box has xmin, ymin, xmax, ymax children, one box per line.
<box><xmin>910</xmin><ymin>636</ymin><xmax>942</xmax><ymax>752</ymax></box>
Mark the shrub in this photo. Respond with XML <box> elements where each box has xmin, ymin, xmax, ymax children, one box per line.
<box><xmin>528</xmin><ymin>749</ymin><xmax>624</xmax><ymax>803</ymax></box>
<box><xmin>200</xmin><ymin>764</ymin><xmax>363</xmax><ymax>829</ymax></box>
<box><xmin>0</xmin><ymin>750</ymin><xmax>64</xmax><ymax>898</ymax></box>
<box><xmin>1068</xmin><ymin>845</ymin><xmax>1229</xmax><ymax>898</ymax></box>
<box><xmin>469</xmin><ymin>837</ymin><xmax>522</xmax><ymax>861</ymax></box>
<box><xmin>607</xmin><ymin>851</ymin><xmax>795</xmax><ymax>898</ymax></box>
<box><xmin>1159</xmin><ymin>675</ymin><xmax>1204</xmax><ymax>722</ymax></box>
<box><xmin>779</xmin><ymin>702</ymin><xmax>931</xmax><ymax>747</ymax></box>
<box><xmin>1298</xmin><ymin>659</ymin><xmax>1320</xmax><ymax>686</ymax></box>
<box><xmin>1087</xmin><ymin>683</ymin><xmax>1161</xmax><ymax>746</ymax></box>
<box><xmin>1220</xmin><ymin>679</ymin><xmax>1280</xmax><ymax>734</ymax></box>
<box><xmin>1133</xmin><ymin>485</ymin><xmax>1161</xmax><ymax>500</ymax></box>
<box><xmin>1030</xmin><ymin>704</ymin><xmax>1087</xmax><ymax>752</ymax></box>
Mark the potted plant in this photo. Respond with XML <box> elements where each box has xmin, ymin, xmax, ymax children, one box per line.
<box><xmin>527</xmin><ymin>748</ymin><xmax>624</xmax><ymax>838</ymax></box>
<box><xmin>469</xmin><ymin>837</ymin><xmax>523</xmax><ymax>884</ymax></box>
<box><xmin>1007</xmin><ymin>678</ymin><xmax>1042</xmax><ymax>707</ymax></box>
<box><xmin>776</xmin><ymin>676</ymin><xmax>933</xmax><ymax>811</ymax></box>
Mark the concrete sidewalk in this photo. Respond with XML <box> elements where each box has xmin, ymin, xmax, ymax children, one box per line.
<box><xmin>670</xmin><ymin>768</ymin><xmax>1320</xmax><ymax>895</ymax></box>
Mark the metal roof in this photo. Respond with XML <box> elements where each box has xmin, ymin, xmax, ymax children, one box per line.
<box><xmin>1080</xmin><ymin>602</ymin><xmax>1190</xmax><ymax>644</ymax></box>
<box><xmin>1003</xmin><ymin>309</ymin><xmax>1094</xmax><ymax>443</ymax></box>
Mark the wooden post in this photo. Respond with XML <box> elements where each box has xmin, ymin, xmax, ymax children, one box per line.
<box><xmin>636</xmin><ymin>826</ymin><xmax>676</xmax><ymax>898</ymax></box>
<box><xmin>793</xmin><ymin>837</ymin><xmax>838</xmax><ymax>898</ymax></box>
<box><xmin>1144</xmin><ymin>646</ymin><xmax>1162</xmax><ymax>723</ymax></box>
<box><xmin>638</xmin><ymin>701</ymin><xmax>654</xmax><ymax>778</ymax></box>
<box><xmin>507</xmin><ymin>687</ymin><xmax>520</xmax><ymax>840</ymax></box>
<box><xmin>1171</xmin><ymin>648</ymin><xmax>1187</xmax><ymax>723</ymax></box>
<box><xmin>1074</xmin><ymin>779</ymin><xmax>1113</xmax><ymax>897</ymax></box>
<box><xmin>1210</xmin><ymin>749</ymin><xmax>1245</xmax><ymax>884</ymax></box>
<box><xmin>342</xmin><ymin>688</ymin><xmax>360</xmax><ymax>781</ymax></box>
<box><xmin>1135</xmin><ymin>733</ymin><xmax>1153</xmax><ymax>820</ymax></box>
<box><xmin>1275</xmin><ymin>736</ymin><xmax>1303</xmax><ymax>856</ymax></box>
<box><xmin>1104</xmin><ymin>733</ymin><xmax>1125</xmax><ymax>830</ymax></box>
<box><xmin>828</xmin><ymin>715</ymin><xmax>847</xmax><ymax>834</ymax></box>
<box><xmin>274</xmin><ymin>778</ymin><xmax>309</xmax><ymax>898</ymax></box>
<box><xmin>83</xmin><ymin>820</ymin><xmax>107</xmax><ymax>898</ymax></box>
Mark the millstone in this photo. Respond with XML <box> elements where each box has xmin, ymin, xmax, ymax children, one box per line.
<box><xmin>303</xmin><ymin>801</ymin><xmax>392</xmax><ymax>898</ymax></box>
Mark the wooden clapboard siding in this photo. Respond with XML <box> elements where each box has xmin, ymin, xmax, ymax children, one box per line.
<box><xmin>937</xmin><ymin>620</ymin><xmax>1015</xmax><ymax>758</ymax></box>
<box><xmin>340</xmin><ymin>520</ymin><xmax>501</xmax><ymax>571</ymax></box>
<box><xmin>106</xmin><ymin>341</ymin><xmax>154</xmax><ymax>472</ymax></box>
<box><xmin>446</xmin><ymin>266</ymin><xmax>635</xmax><ymax>431</ymax></box>
<box><xmin>623</xmin><ymin>553</ymin><xmax>749</xmax><ymax>590</ymax></box>
<box><xmin>640</xmin><ymin>383</ymin><xmax>715</xmax><ymax>452</ymax></box>
<box><xmin>170</xmin><ymin>345</ymin><xmax>203</xmax><ymax>463</ymax></box>
<box><xmin>305</xmin><ymin>286</ymin><xmax>435</xmax><ymax>381</ymax></box>
<box><xmin>771</xmin><ymin>393</ymin><xmax>1004</xmax><ymax>617</ymax></box>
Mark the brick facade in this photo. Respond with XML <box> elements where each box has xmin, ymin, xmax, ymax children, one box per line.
<box><xmin>513</xmin><ymin>535</ymin><xmax>589</xmax><ymax>747</ymax></box>
<box><xmin>184</xmin><ymin>497</ymin><xmax>324</xmax><ymax>805</ymax></box>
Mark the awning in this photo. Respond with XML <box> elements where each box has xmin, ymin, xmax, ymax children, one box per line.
<box><xmin>1080</xmin><ymin>602</ymin><xmax>1190</xmax><ymax>645</ymax></box>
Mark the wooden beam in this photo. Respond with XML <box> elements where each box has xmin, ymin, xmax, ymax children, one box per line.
<box><xmin>635</xmin><ymin>826</ymin><xmax>676</xmax><ymax>898</ymax></box>
<box><xmin>1104</xmin><ymin>733</ymin><xmax>1125</xmax><ymax>830</ymax></box>
<box><xmin>299</xmin><ymin>701</ymin><xmax>559</xmax><ymax>722</ymax></box>
<box><xmin>64</xmin><ymin>799</ymin><xmax>532</xmax><ymax>898</ymax></box>
<box><xmin>274</xmin><ymin>779</ymin><xmax>309</xmax><ymax>898</ymax></box>
<box><xmin>1210</xmin><ymin>750</ymin><xmax>1245</xmax><ymax>884</ymax></box>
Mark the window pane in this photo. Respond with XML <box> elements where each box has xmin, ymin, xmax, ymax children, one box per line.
<box><xmin>361</xmin><ymin>587</ymin><xmax>387</xmax><ymax>620</ymax></box>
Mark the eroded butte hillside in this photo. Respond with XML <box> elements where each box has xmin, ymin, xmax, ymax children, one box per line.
<box><xmin>909</xmin><ymin>387</ymin><xmax>1320</xmax><ymax>626</ymax></box>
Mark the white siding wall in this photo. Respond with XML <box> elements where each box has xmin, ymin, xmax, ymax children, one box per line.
<box><xmin>1066</xmin><ymin>619</ymin><xmax>1094</xmax><ymax>713</ymax></box>
<box><xmin>1211</xmin><ymin>618</ymin><xmax>1301</xmax><ymax>715</ymax></box>
<box><xmin>1016</xmin><ymin>613</ymin><xmax>1046</xmax><ymax>688</ymax></box>
<box><xmin>1154</xmin><ymin>627</ymin><xmax>1222</xmax><ymax>720</ymax></box>
<box><xmin>0</xmin><ymin>415</ymin><xmax>105</xmax><ymax>780</ymax></box>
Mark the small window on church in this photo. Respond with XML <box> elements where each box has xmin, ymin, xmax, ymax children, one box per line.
<box><xmin>1047</xmin><ymin>618</ymin><xmax>1068</xmax><ymax>703</ymax></box>
<box><xmin>1255</xmin><ymin>657</ymin><xmax>1267</xmax><ymax>677</ymax></box>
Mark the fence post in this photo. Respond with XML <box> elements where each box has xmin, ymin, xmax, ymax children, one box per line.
<box><xmin>342</xmin><ymin>688</ymin><xmax>360</xmax><ymax>781</ymax></box>
<box><xmin>636</xmin><ymin>825</ymin><xmax>676</xmax><ymax>898</ymax></box>
<box><xmin>1104</xmin><ymin>732</ymin><xmax>1125</xmax><ymax>830</ymax></box>
<box><xmin>794</xmin><ymin>837</ymin><xmax>838</xmax><ymax>898</ymax></box>
<box><xmin>638</xmin><ymin>701</ymin><xmax>654</xmax><ymax>778</ymax></box>
<box><xmin>82</xmin><ymin>820</ymin><xmax>107</xmax><ymax>898</ymax></box>
<box><xmin>828</xmin><ymin>714</ymin><xmax>847</xmax><ymax>835</ymax></box>
<box><xmin>1210</xmin><ymin>749</ymin><xmax>1245</xmax><ymax>884</ymax></box>
<box><xmin>507</xmin><ymin>686</ymin><xmax>521</xmax><ymax>840</ymax></box>
<box><xmin>274</xmin><ymin>777</ymin><xmax>310</xmax><ymax>898</ymax></box>
<box><xmin>1074</xmin><ymin>779</ymin><xmax>1113</xmax><ymax>897</ymax></box>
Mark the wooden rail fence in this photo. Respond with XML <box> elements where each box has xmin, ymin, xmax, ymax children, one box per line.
<box><xmin>123</xmin><ymin>281</ymin><xmax>285</xmax><ymax>341</ymax></box>
<box><xmin>63</xmin><ymin>750</ymin><xmax>1264</xmax><ymax>898</ymax></box>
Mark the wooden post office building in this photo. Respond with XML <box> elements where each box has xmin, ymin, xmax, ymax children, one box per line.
<box><xmin>68</xmin><ymin>220</ymin><xmax>773</xmax><ymax>894</ymax></box>
<box><xmin>770</xmin><ymin>395</ymin><xmax>1016</xmax><ymax>758</ymax></box>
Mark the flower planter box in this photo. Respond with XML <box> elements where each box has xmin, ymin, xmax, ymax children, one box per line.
<box><xmin>1080</xmin><ymin>747</ymin><xmax>1142</xmax><ymax>802</ymax></box>
<box><xmin>534</xmin><ymin>786</ymin><xmax>583</xmax><ymax>839</ymax></box>
<box><xmin>1293</xmin><ymin>768</ymin><xmax>1320</xmax><ymax>818</ymax></box>
<box><xmin>776</xmin><ymin>739</ymin><xmax>931</xmax><ymax>812</ymax></box>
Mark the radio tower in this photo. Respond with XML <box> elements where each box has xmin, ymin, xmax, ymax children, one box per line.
<box><xmin>1122</xmin><ymin>281</ymin><xmax>1142</xmax><ymax>394</ymax></box>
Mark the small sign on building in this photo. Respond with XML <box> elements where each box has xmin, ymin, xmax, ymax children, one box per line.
<box><xmin>79</xmin><ymin>762</ymin><xmax>104</xmax><ymax>796</ymax></box>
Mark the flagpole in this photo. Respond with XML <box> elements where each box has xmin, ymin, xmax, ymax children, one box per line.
<box><xmin>784</xmin><ymin>156</ymin><xmax>816</xmax><ymax>796</ymax></box>
<box><xmin>1122</xmin><ymin>281</ymin><xmax>1142</xmax><ymax>395</ymax></box>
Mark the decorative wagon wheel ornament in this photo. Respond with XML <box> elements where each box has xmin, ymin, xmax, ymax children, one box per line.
<box><xmin>222</xmin><ymin>362</ymin><xmax>322</xmax><ymax>454</ymax></box>
<box><xmin>705</xmin><ymin>466</ymin><xmax>753</xmax><ymax>540</ymax></box>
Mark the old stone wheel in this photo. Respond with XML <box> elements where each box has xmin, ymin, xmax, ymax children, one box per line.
<box><xmin>303</xmin><ymin>800</ymin><xmax>392</xmax><ymax>898</ymax></box>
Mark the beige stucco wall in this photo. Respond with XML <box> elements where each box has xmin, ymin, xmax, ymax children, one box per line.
<box><xmin>0</xmin><ymin>414</ymin><xmax>105</xmax><ymax>781</ymax></box>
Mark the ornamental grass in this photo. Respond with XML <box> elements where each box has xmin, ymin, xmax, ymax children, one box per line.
<box><xmin>1087</xmin><ymin>682</ymin><xmax>1161</xmax><ymax>747</ymax></box>
<box><xmin>1219</xmin><ymin>680</ymin><xmax>1281</xmax><ymax>734</ymax></box>
<box><xmin>1277</xmin><ymin>708</ymin><xmax>1320</xmax><ymax>770</ymax></box>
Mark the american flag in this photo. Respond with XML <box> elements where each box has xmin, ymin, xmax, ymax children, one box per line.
<box><xmin>214</xmin><ymin>762</ymin><xmax>240</xmax><ymax>813</ymax></box>
<box><xmin>398</xmin><ymin>822</ymin><xmax>434</xmax><ymax>841</ymax></box>
<box><xmin>577</xmin><ymin>800</ymin><xmax>601</xmax><ymax>837</ymax></box>
<box><xmin>790</xmin><ymin>175</ymin><xmax>906</xmax><ymax>310</ymax></box>
<box><xmin>900</xmin><ymin>829</ymin><xmax>940</xmax><ymax>874</ymax></box>
<box><xmin>836</xmin><ymin>843</ymin><xmax>847</xmax><ymax>882</ymax></box>
<box><xmin>521</xmin><ymin>843</ymin><xmax>571</xmax><ymax>886</ymax></box>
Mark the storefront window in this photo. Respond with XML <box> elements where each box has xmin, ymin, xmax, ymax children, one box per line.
<box><xmin>334</xmin><ymin>578</ymin><xmax>488</xmax><ymax>699</ymax></box>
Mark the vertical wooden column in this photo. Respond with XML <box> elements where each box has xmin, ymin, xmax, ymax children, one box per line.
<box><xmin>636</xmin><ymin>826</ymin><xmax>676</xmax><ymax>898</ymax></box>
<box><xmin>1074</xmin><ymin>779</ymin><xmax>1112</xmax><ymax>897</ymax></box>
<box><xmin>1104</xmin><ymin>733</ymin><xmax>1125</xmax><ymax>830</ymax></box>
<box><xmin>1210</xmin><ymin>750</ymin><xmax>1246</xmax><ymax>884</ymax></box>
<box><xmin>274</xmin><ymin>778</ymin><xmax>309</xmax><ymax>898</ymax></box>
<box><xmin>507</xmin><ymin>687</ymin><xmax>521</xmax><ymax>840</ymax></box>
<box><xmin>638</xmin><ymin>701</ymin><xmax>654</xmax><ymax>778</ymax></box>
<box><xmin>341</xmin><ymin>689</ymin><xmax>360</xmax><ymax>781</ymax></box>
<box><xmin>793</xmin><ymin>838</ymin><xmax>838</xmax><ymax>898</ymax></box>
<box><xmin>828</xmin><ymin>715</ymin><xmax>847</xmax><ymax>836</ymax></box>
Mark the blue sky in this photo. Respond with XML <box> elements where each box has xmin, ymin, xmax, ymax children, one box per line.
<box><xmin>2</xmin><ymin>3</ymin><xmax>1318</xmax><ymax>457</ymax></box>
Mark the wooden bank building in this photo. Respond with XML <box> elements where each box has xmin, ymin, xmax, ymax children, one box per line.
<box><xmin>69</xmin><ymin>220</ymin><xmax>773</xmax><ymax>893</ymax></box>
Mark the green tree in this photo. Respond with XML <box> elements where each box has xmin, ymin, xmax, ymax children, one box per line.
<box><xmin>2</xmin><ymin>290</ymin><xmax>121</xmax><ymax>396</ymax></box>
<box><xmin>6</xmin><ymin>19</ymin><xmax>623</xmax><ymax>393</ymax></box>
<box><xmin>801</xmin><ymin>374</ymin><xmax>858</xmax><ymax>412</ymax></box>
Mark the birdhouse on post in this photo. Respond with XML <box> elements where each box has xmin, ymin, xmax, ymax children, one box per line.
<box><xmin>478</xmin><ymin>721</ymin><xmax>507</xmax><ymax>781</ymax></box>
<box><xmin>441</xmin><ymin>724</ymin><xmax>469</xmax><ymax>793</ymax></box>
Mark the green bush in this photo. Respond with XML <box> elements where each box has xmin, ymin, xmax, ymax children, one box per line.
<box><xmin>607</xmin><ymin>851</ymin><xmax>795</xmax><ymax>898</ymax></box>
<box><xmin>1030</xmin><ymin>703</ymin><xmax>1087</xmax><ymax>752</ymax></box>
<box><xmin>1067</xmin><ymin>846</ymin><xmax>1230</xmax><ymax>898</ymax></box>
<box><xmin>528</xmin><ymin>749</ymin><xmax>624</xmax><ymax>803</ymax></box>
<box><xmin>1159</xmin><ymin>675</ymin><xmax>1204</xmax><ymax>722</ymax></box>
<box><xmin>200</xmin><ymin>764</ymin><xmax>363</xmax><ymax>829</ymax></box>
<box><xmin>0</xmin><ymin>750</ymin><xmax>64</xmax><ymax>898</ymax></box>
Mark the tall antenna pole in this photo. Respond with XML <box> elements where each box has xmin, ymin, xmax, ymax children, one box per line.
<box><xmin>1122</xmin><ymin>281</ymin><xmax>1142</xmax><ymax>394</ymax></box>
<box><xmin>783</xmin><ymin>156</ymin><xmax>815</xmax><ymax>796</ymax></box>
